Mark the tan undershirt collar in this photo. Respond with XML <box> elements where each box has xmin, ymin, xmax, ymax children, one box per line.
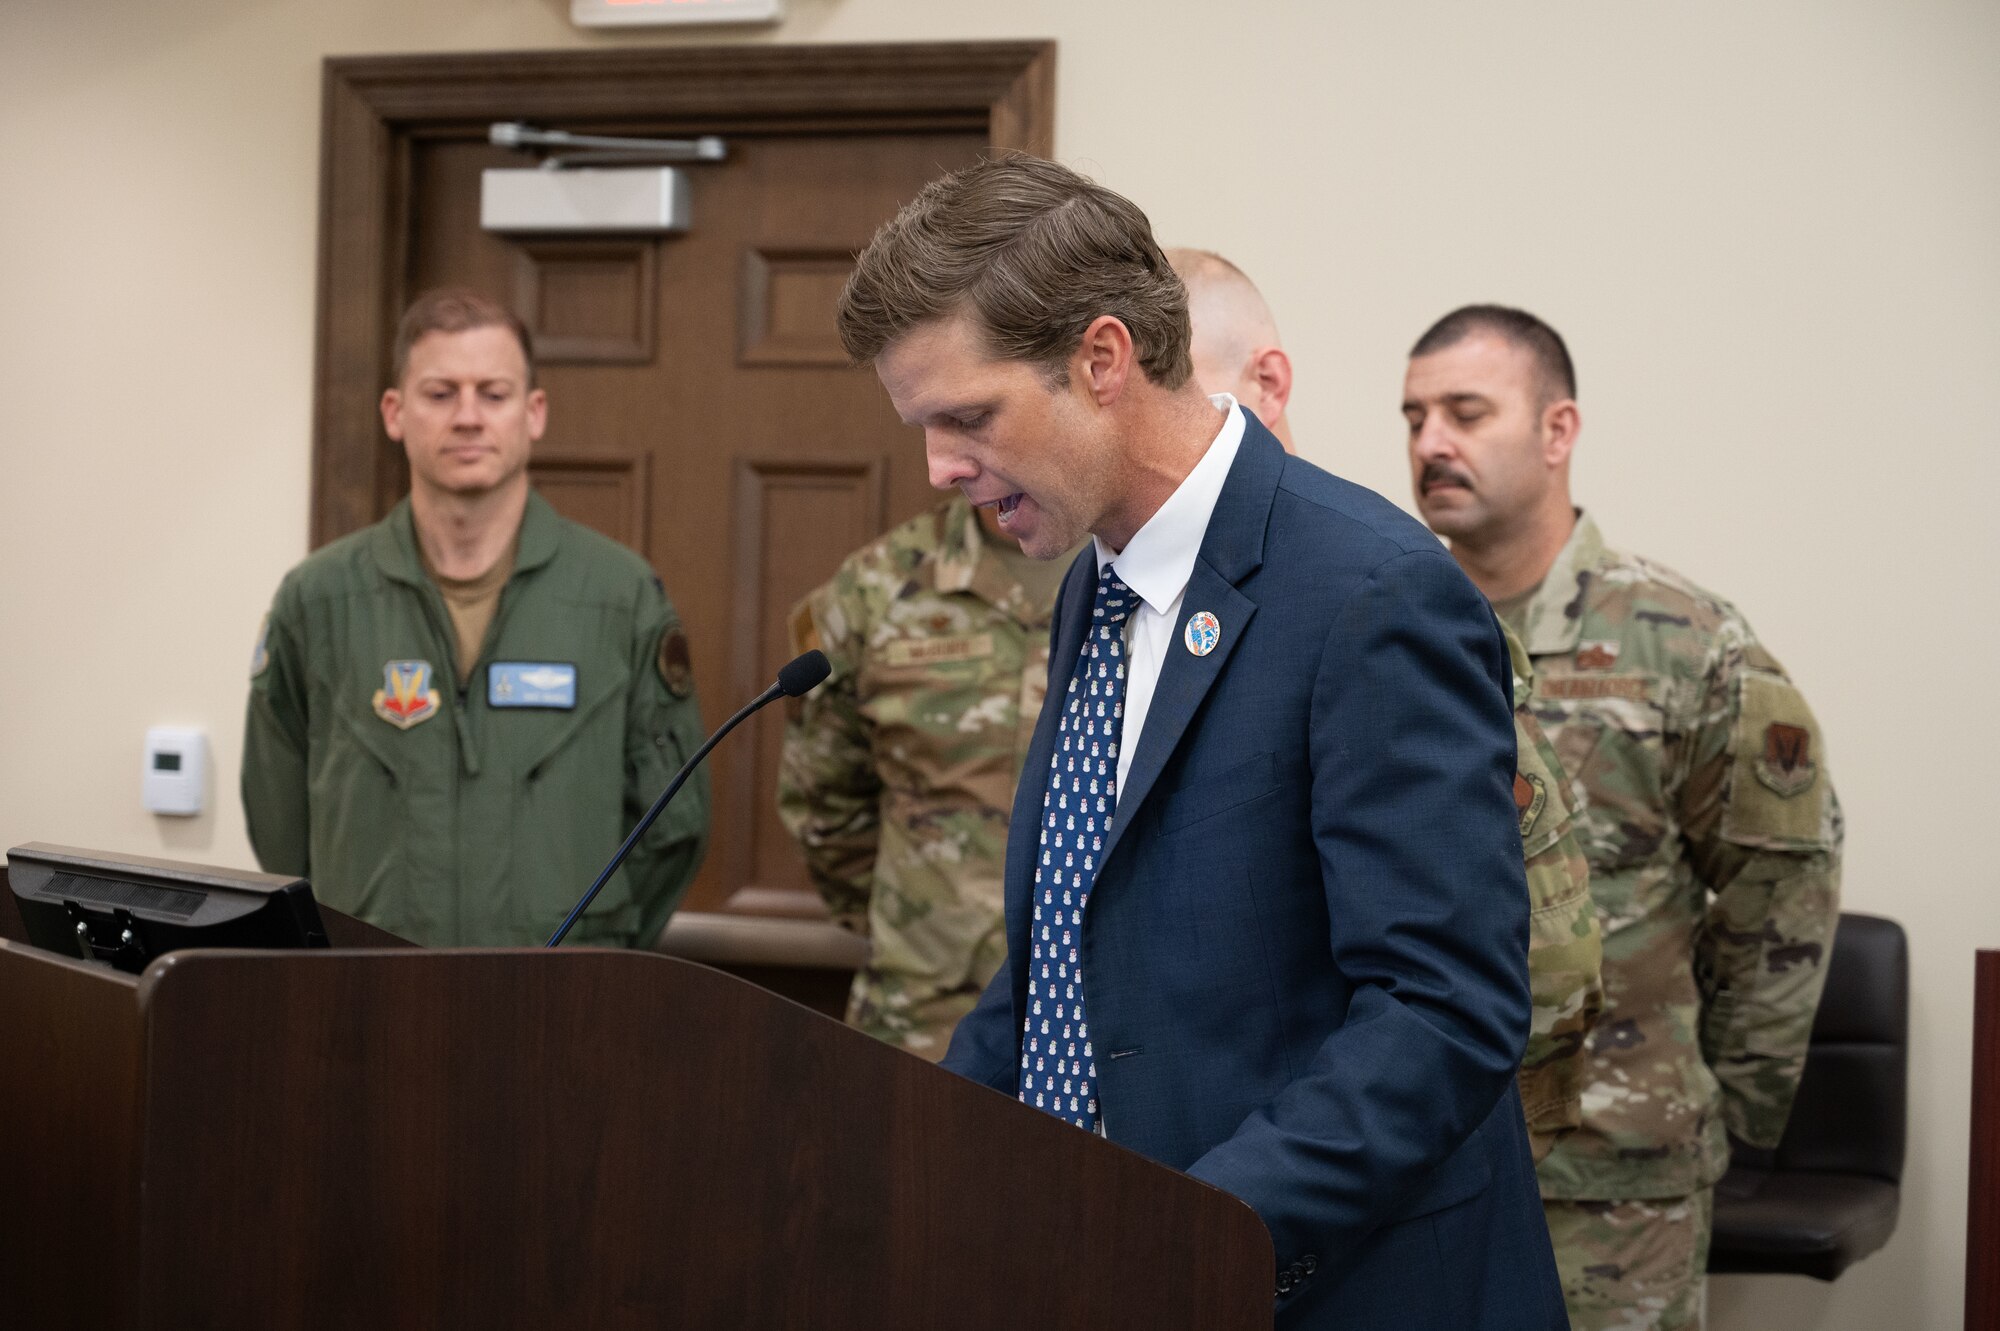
<box><xmin>421</xmin><ymin>532</ymin><xmax>521</xmax><ymax>687</ymax></box>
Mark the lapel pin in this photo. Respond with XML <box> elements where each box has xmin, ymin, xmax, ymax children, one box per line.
<box><xmin>1183</xmin><ymin>611</ymin><xmax>1221</xmax><ymax>657</ymax></box>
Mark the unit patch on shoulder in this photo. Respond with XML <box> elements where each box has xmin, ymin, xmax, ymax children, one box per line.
<box><xmin>1514</xmin><ymin>771</ymin><xmax>1547</xmax><ymax>838</ymax></box>
<box><xmin>658</xmin><ymin>625</ymin><xmax>694</xmax><ymax>698</ymax></box>
<box><xmin>1755</xmin><ymin>722</ymin><xmax>1818</xmax><ymax>798</ymax></box>
<box><xmin>250</xmin><ymin>615</ymin><xmax>270</xmax><ymax>679</ymax></box>
<box><xmin>1720</xmin><ymin>671</ymin><xmax>1832</xmax><ymax>848</ymax></box>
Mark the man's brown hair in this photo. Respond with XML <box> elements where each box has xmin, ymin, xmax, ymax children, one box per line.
<box><xmin>836</xmin><ymin>155</ymin><xmax>1192</xmax><ymax>388</ymax></box>
<box><xmin>390</xmin><ymin>288</ymin><xmax>537</xmax><ymax>388</ymax></box>
<box><xmin>1411</xmin><ymin>304</ymin><xmax>1575</xmax><ymax>404</ymax></box>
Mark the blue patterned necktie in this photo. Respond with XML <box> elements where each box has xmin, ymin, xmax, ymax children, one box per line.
<box><xmin>1019</xmin><ymin>563</ymin><xmax>1135</xmax><ymax>1131</ymax></box>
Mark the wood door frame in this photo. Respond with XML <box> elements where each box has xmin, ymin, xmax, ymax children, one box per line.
<box><xmin>310</xmin><ymin>40</ymin><xmax>1056</xmax><ymax>549</ymax></box>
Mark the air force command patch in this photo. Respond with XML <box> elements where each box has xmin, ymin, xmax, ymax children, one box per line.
<box><xmin>1755</xmin><ymin>722</ymin><xmax>1818</xmax><ymax>797</ymax></box>
<box><xmin>373</xmin><ymin>660</ymin><xmax>441</xmax><ymax>730</ymax></box>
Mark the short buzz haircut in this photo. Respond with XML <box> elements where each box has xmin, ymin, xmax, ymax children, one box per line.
<box><xmin>1410</xmin><ymin>304</ymin><xmax>1575</xmax><ymax>403</ymax></box>
<box><xmin>390</xmin><ymin>288</ymin><xmax>537</xmax><ymax>389</ymax></box>
<box><xmin>836</xmin><ymin>154</ymin><xmax>1193</xmax><ymax>388</ymax></box>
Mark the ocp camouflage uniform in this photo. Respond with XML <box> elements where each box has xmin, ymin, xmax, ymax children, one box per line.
<box><xmin>1505</xmin><ymin>513</ymin><xmax>1843</xmax><ymax>1331</ymax></box>
<box><xmin>777</xmin><ymin>495</ymin><xmax>1061</xmax><ymax>1060</ymax></box>
<box><xmin>1509</xmin><ymin>623</ymin><xmax>1606</xmax><ymax>1164</ymax></box>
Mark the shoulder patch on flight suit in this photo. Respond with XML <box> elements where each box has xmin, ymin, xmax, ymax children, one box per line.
<box><xmin>657</xmin><ymin>625</ymin><xmax>694</xmax><ymax>698</ymax></box>
<box><xmin>250</xmin><ymin>615</ymin><xmax>270</xmax><ymax>679</ymax></box>
<box><xmin>1720</xmin><ymin>671</ymin><xmax>1831</xmax><ymax>849</ymax></box>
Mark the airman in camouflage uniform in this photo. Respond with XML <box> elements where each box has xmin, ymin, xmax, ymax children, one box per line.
<box><xmin>777</xmin><ymin>494</ymin><xmax>1070</xmax><ymax>1059</ymax></box>
<box><xmin>1403</xmin><ymin>304</ymin><xmax>1841</xmax><ymax>1330</ymax></box>
<box><xmin>1509</xmin><ymin>623</ymin><xmax>1607</xmax><ymax>1164</ymax></box>
<box><xmin>1517</xmin><ymin>513</ymin><xmax>1841</xmax><ymax>1327</ymax></box>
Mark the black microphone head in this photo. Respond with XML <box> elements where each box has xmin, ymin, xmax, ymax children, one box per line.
<box><xmin>777</xmin><ymin>650</ymin><xmax>831</xmax><ymax>698</ymax></box>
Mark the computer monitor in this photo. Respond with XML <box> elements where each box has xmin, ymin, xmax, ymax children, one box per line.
<box><xmin>6</xmin><ymin>842</ymin><xmax>331</xmax><ymax>974</ymax></box>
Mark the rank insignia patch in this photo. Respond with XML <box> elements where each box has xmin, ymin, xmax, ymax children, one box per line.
<box><xmin>1755</xmin><ymin>722</ymin><xmax>1817</xmax><ymax>797</ymax></box>
<box><xmin>658</xmin><ymin>625</ymin><xmax>694</xmax><ymax>698</ymax></box>
<box><xmin>373</xmin><ymin>660</ymin><xmax>441</xmax><ymax>730</ymax></box>
<box><xmin>1513</xmin><ymin>771</ymin><xmax>1547</xmax><ymax>838</ymax></box>
<box><xmin>1575</xmin><ymin>640</ymin><xmax>1621</xmax><ymax>671</ymax></box>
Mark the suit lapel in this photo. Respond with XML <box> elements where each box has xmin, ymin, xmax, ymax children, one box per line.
<box><xmin>1098</xmin><ymin>413</ymin><xmax>1285</xmax><ymax>873</ymax></box>
<box><xmin>1099</xmin><ymin>566</ymin><xmax>1256</xmax><ymax>871</ymax></box>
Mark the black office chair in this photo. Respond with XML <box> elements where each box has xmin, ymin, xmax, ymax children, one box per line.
<box><xmin>1708</xmin><ymin>912</ymin><xmax>1908</xmax><ymax>1280</ymax></box>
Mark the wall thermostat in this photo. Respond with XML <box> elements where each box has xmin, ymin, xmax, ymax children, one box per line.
<box><xmin>143</xmin><ymin>726</ymin><xmax>207</xmax><ymax>817</ymax></box>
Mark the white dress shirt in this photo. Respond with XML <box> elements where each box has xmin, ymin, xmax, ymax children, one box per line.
<box><xmin>1094</xmin><ymin>394</ymin><xmax>1246</xmax><ymax>800</ymax></box>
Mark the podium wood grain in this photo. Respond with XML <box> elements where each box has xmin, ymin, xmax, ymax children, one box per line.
<box><xmin>0</xmin><ymin>940</ymin><xmax>1272</xmax><ymax>1329</ymax></box>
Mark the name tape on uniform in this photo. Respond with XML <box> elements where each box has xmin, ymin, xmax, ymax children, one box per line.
<box><xmin>489</xmin><ymin>662</ymin><xmax>578</xmax><ymax>709</ymax></box>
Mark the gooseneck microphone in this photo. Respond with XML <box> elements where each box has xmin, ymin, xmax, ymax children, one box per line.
<box><xmin>546</xmin><ymin>649</ymin><xmax>831</xmax><ymax>948</ymax></box>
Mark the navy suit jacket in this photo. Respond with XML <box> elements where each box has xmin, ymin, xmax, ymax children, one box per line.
<box><xmin>942</xmin><ymin>415</ymin><xmax>1567</xmax><ymax>1329</ymax></box>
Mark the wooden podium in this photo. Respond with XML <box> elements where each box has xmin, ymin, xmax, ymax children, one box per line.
<box><xmin>0</xmin><ymin>929</ymin><xmax>1272</xmax><ymax>1330</ymax></box>
<box><xmin>1972</xmin><ymin>950</ymin><xmax>2000</xmax><ymax>1331</ymax></box>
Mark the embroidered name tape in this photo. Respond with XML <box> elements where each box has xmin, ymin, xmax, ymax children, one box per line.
<box><xmin>489</xmin><ymin>662</ymin><xmax>578</xmax><ymax>709</ymax></box>
<box><xmin>883</xmin><ymin>633</ymin><xmax>995</xmax><ymax>668</ymax></box>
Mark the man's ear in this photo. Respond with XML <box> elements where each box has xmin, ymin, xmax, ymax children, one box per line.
<box><xmin>1075</xmin><ymin>314</ymin><xmax>1136</xmax><ymax>406</ymax></box>
<box><xmin>380</xmin><ymin>388</ymin><xmax>405</xmax><ymax>442</ymax></box>
<box><xmin>1248</xmin><ymin>346</ymin><xmax>1293</xmax><ymax>427</ymax></box>
<box><xmin>1542</xmin><ymin>397</ymin><xmax>1580</xmax><ymax>468</ymax></box>
<box><xmin>526</xmin><ymin>387</ymin><xmax>549</xmax><ymax>442</ymax></box>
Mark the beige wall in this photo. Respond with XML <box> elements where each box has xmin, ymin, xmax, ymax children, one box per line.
<box><xmin>2</xmin><ymin>2</ymin><xmax>1993</xmax><ymax>1325</ymax></box>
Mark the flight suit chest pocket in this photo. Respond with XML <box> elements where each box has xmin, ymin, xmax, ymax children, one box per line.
<box><xmin>308</xmin><ymin>703</ymin><xmax>414</xmax><ymax>862</ymax></box>
<box><xmin>1531</xmin><ymin>674</ymin><xmax>1669</xmax><ymax>870</ymax></box>
<box><xmin>520</xmin><ymin>669</ymin><xmax>628</xmax><ymax>779</ymax></box>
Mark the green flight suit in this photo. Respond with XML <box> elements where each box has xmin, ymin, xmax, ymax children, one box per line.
<box><xmin>242</xmin><ymin>492</ymin><xmax>710</xmax><ymax>948</ymax></box>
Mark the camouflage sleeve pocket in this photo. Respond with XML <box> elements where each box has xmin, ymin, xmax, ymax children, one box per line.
<box><xmin>1718</xmin><ymin>672</ymin><xmax>1834</xmax><ymax>851</ymax></box>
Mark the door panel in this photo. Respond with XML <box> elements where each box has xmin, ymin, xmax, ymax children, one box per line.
<box><xmin>402</xmin><ymin>127</ymin><xmax>984</xmax><ymax>915</ymax></box>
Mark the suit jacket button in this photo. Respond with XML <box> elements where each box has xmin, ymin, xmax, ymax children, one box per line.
<box><xmin>1301</xmin><ymin>1255</ymin><xmax>1317</xmax><ymax>1275</ymax></box>
<box><xmin>1277</xmin><ymin>1273</ymin><xmax>1295</xmax><ymax>1294</ymax></box>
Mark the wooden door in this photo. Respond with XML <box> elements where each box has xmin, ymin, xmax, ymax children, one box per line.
<box><xmin>310</xmin><ymin>45</ymin><xmax>1054</xmax><ymax>919</ymax></box>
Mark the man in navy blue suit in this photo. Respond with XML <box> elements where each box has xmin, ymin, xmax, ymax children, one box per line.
<box><xmin>834</xmin><ymin>156</ymin><xmax>1567</xmax><ymax>1329</ymax></box>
